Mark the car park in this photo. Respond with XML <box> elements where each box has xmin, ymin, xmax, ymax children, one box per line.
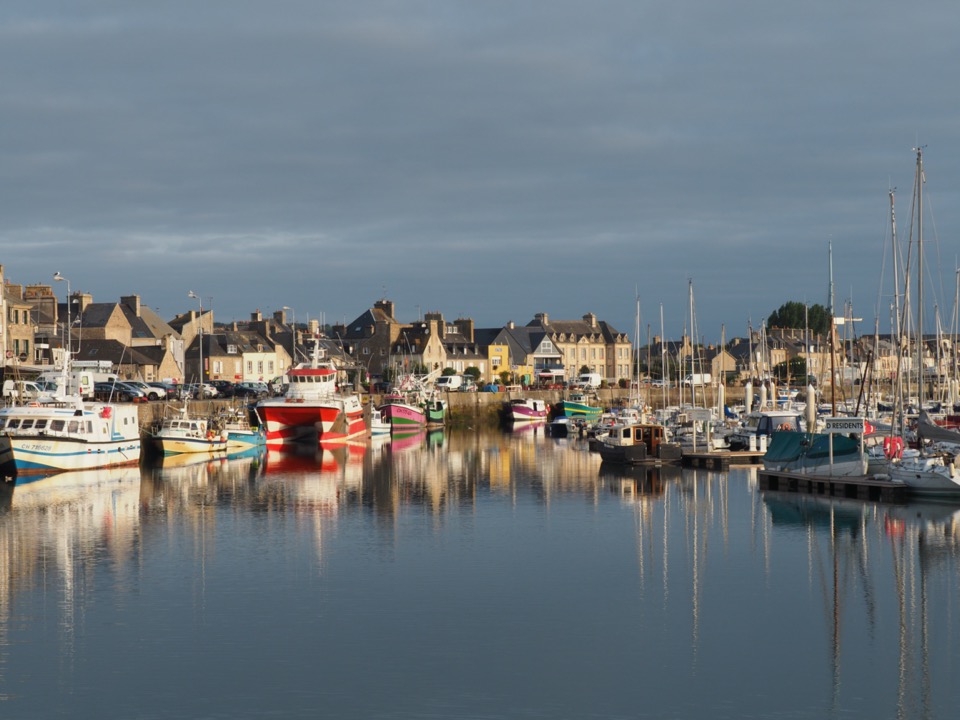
<box><xmin>93</xmin><ymin>381</ymin><xmax>145</xmax><ymax>402</ymax></box>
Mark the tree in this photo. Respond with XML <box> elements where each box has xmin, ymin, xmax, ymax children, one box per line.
<box><xmin>463</xmin><ymin>366</ymin><xmax>482</xmax><ymax>382</ymax></box>
<box><xmin>767</xmin><ymin>302</ymin><xmax>830</xmax><ymax>335</ymax></box>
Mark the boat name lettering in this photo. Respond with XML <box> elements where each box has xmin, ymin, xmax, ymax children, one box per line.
<box><xmin>23</xmin><ymin>442</ymin><xmax>54</xmax><ymax>451</ymax></box>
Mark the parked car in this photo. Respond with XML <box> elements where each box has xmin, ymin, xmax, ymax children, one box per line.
<box><xmin>208</xmin><ymin>380</ymin><xmax>236</xmax><ymax>397</ymax></box>
<box><xmin>233</xmin><ymin>381</ymin><xmax>269</xmax><ymax>399</ymax></box>
<box><xmin>93</xmin><ymin>381</ymin><xmax>144</xmax><ymax>402</ymax></box>
<box><xmin>148</xmin><ymin>381</ymin><xmax>188</xmax><ymax>400</ymax></box>
<box><xmin>123</xmin><ymin>379</ymin><xmax>163</xmax><ymax>400</ymax></box>
<box><xmin>185</xmin><ymin>383</ymin><xmax>218</xmax><ymax>399</ymax></box>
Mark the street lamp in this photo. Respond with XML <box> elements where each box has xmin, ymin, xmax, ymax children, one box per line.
<box><xmin>53</xmin><ymin>271</ymin><xmax>70</xmax><ymax>365</ymax></box>
<box><xmin>282</xmin><ymin>306</ymin><xmax>296</xmax><ymax>368</ymax></box>
<box><xmin>188</xmin><ymin>291</ymin><xmax>203</xmax><ymax>389</ymax></box>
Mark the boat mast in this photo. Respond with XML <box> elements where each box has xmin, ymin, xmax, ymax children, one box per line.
<box><xmin>916</xmin><ymin>146</ymin><xmax>925</xmax><ymax>408</ymax></box>
<box><xmin>659</xmin><ymin>303</ymin><xmax>667</xmax><ymax>409</ymax></box>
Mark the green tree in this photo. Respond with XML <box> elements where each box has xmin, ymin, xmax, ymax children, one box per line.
<box><xmin>767</xmin><ymin>302</ymin><xmax>830</xmax><ymax>335</ymax></box>
<box><xmin>463</xmin><ymin>366</ymin><xmax>482</xmax><ymax>382</ymax></box>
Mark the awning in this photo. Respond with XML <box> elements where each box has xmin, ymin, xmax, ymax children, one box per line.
<box><xmin>537</xmin><ymin>370</ymin><xmax>566</xmax><ymax>377</ymax></box>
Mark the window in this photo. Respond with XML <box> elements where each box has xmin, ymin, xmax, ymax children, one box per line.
<box><xmin>227</xmin><ymin>345</ymin><xmax>238</xmax><ymax>354</ymax></box>
<box><xmin>268</xmin><ymin>361</ymin><xmax>274</xmax><ymax>374</ymax></box>
<box><xmin>257</xmin><ymin>361</ymin><xmax>264</xmax><ymax>374</ymax></box>
<box><xmin>213</xmin><ymin>361</ymin><xmax>223</xmax><ymax>374</ymax></box>
<box><xmin>492</xmin><ymin>357</ymin><xmax>501</xmax><ymax>368</ymax></box>
<box><xmin>363</xmin><ymin>347</ymin><xmax>370</xmax><ymax>355</ymax></box>
<box><xmin>247</xmin><ymin>361</ymin><xmax>253</xmax><ymax>373</ymax></box>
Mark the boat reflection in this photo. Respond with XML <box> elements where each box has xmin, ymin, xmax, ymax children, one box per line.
<box><xmin>599</xmin><ymin>461</ymin><xmax>681</xmax><ymax>500</ymax></box>
<box><xmin>761</xmin><ymin>490</ymin><xmax>960</xmax><ymax>716</ymax></box>
<box><xmin>0</xmin><ymin>466</ymin><xmax>142</xmax><ymax>648</ymax></box>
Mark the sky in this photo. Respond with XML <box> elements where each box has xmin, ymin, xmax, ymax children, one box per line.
<box><xmin>4</xmin><ymin>1</ymin><xmax>960</xmax><ymax>344</ymax></box>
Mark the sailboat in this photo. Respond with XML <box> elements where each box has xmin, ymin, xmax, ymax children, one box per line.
<box><xmin>885</xmin><ymin>147</ymin><xmax>960</xmax><ymax>496</ymax></box>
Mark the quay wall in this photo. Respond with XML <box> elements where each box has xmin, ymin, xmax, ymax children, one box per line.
<box><xmin>135</xmin><ymin>386</ymin><xmax>753</xmax><ymax>432</ymax></box>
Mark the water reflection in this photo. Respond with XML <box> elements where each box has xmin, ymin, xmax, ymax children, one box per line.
<box><xmin>760</xmin><ymin>490</ymin><xmax>960</xmax><ymax>718</ymax></box>
<box><xmin>0</xmin><ymin>466</ymin><xmax>142</xmax><ymax>688</ymax></box>
<box><xmin>0</xmin><ymin>430</ymin><xmax>958</xmax><ymax>718</ymax></box>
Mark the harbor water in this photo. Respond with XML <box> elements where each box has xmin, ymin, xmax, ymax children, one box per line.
<box><xmin>1</xmin><ymin>426</ymin><xmax>959</xmax><ymax>719</ymax></box>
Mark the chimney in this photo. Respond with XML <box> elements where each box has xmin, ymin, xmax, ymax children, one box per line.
<box><xmin>507</xmin><ymin>321</ymin><xmax>515</xmax><ymax>330</ymax></box>
<box><xmin>121</xmin><ymin>295</ymin><xmax>141</xmax><ymax>317</ymax></box>
<box><xmin>251</xmin><ymin>309</ymin><xmax>263</xmax><ymax>322</ymax></box>
<box><xmin>534</xmin><ymin>312</ymin><xmax>549</xmax><ymax>325</ymax></box>
<box><xmin>374</xmin><ymin>299</ymin><xmax>395</xmax><ymax>319</ymax></box>
<box><xmin>582</xmin><ymin>312</ymin><xmax>598</xmax><ymax>328</ymax></box>
<box><xmin>455</xmin><ymin>318</ymin><xmax>474</xmax><ymax>342</ymax></box>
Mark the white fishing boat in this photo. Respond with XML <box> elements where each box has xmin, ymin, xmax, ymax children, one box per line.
<box><xmin>0</xmin><ymin>275</ymin><xmax>142</xmax><ymax>476</ymax></box>
<box><xmin>0</xmin><ymin>396</ymin><xmax>142</xmax><ymax>475</ymax></box>
<box><xmin>152</xmin><ymin>406</ymin><xmax>228</xmax><ymax>455</ymax></box>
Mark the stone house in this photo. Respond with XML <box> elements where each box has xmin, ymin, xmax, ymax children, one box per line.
<box><xmin>1</xmin><ymin>270</ymin><xmax>37</xmax><ymax>367</ymax></box>
<box><xmin>331</xmin><ymin>299</ymin><xmax>409</xmax><ymax>378</ymax></box>
<box><xmin>526</xmin><ymin>312</ymin><xmax>631</xmax><ymax>383</ymax></box>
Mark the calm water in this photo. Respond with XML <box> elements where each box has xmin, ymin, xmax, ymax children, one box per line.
<box><xmin>2</xmin><ymin>426</ymin><xmax>959</xmax><ymax>719</ymax></box>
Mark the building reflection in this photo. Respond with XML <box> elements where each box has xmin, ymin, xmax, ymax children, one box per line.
<box><xmin>3</xmin><ymin>428</ymin><xmax>960</xmax><ymax>719</ymax></box>
<box><xmin>0</xmin><ymin>466</ymin><xmax>142</xmax><ymax>680</ymax></box>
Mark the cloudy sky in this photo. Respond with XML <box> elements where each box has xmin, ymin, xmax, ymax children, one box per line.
<box><xmin>4</xmin><ymin>1</ymin><xmax>960</xmax><ymax>342</ymax></box>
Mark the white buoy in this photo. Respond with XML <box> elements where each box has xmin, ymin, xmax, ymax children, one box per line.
<box><xmin>745</xmin><ymin>381</ymin><xmax>753</xmax><ymax>412</ymax></box>
<box><xmin>759</xmin><ymin>382</ymin><xmax>768</xmax><ymax>411</ymax></box>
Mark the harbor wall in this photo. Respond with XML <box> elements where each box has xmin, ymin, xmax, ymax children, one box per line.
<box><xmin>135</xmin><ymin>385</ymin><xmax>754</xmax><ymax>432</ymax></box>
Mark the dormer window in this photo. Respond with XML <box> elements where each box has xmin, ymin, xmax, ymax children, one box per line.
<box><xmin>227</xmin><ymin>345</ymin><xmax>238</xmax><ymax>354</ymax></box>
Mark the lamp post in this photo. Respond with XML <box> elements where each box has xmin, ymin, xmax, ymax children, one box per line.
<box><xmin>188</xmin><ymin>291</ymin><xmax>203</xmax><ymax>391</ymax></box>
<box><xmin>53</xmin><ymin>271</ymin><xmax>70</xmax><ymax>368</ymax></box>
<box><xmin>282</xmin><ymin>306</ymin><xmax>296</xmax><ymax>369</ymax></box>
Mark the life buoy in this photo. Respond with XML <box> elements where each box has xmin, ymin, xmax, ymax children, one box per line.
<box><xmin>883</xmin><ymin>436</ymin><xmax>904</xmax><ymax>460</ymax></box>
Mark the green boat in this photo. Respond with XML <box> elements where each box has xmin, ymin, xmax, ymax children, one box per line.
<box><xmin>560</xmin><ymin>393</ymin><xmax>602</xmax><ymax>420</ymax></box>
<box><xmin>423</xmin><ymin>396</ymin><xmax>447</xmax><ymax>427</ymax></box>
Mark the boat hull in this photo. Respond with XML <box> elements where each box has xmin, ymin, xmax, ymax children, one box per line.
<box><xmin>560</xmin><ymin>400</ymin><xmax>602</xmax><ymax>419</ymax></box>
<box><xmin>153</xmin><ymin>436</ymin><xmax>228</xmax><ymax>455</ymax></box>
<box><xmin>380</xmin><ymin>401</ymin><xmax>426</xmax><ymax>432</ymax></box>
<box><xmin>258</xmin><ymin>399</ymin><xmax>344</xmax><ymax>446</ymax></box>
<box><xmin>8</xmin><ymin>436</ymin><xmax>142</xmax><ymax>473</ymax></box>
<box><xmin>508</xmin><ymin>399</ymin><xmax>548</xmax><ymax>422</ymax></box>
<box><xmin>226</xmin><ymin>427</ymin><xmax>267</xmax><ymax>451</ymax></box>
<box><xmin>0</xmin><ymin>402</ymin><xmax>142</xmax><ymax>475</ymax></box>
<box><xmin>597</xmin><ymin>441</ymin><xmax>682</xmax><ymax>465</ymax></box>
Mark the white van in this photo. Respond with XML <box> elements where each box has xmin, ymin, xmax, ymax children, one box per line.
<box><xmin>435</xmin><ymin>375</ymin><xmax>464</xmax><ymax>391</ymax></box>
<box><xmin>576</xmin><ymin>373</ymin><xmax>602</xmax><ymax>388</ymax></box>
<box><xmin>2</xmin><ymin>379</ymin><xmax>44</xmax><ymax>402</ymax></box>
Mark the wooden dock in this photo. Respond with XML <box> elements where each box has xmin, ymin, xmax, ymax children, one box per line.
<box><xmin>682</xmin><ymin>450</ymin><xmax>764</xmax><ymax>470</ymax></box>
<box><xmin>758</xmin><ymin>469</ymin><xmax>908</xmax><ymax>503</ymax></box>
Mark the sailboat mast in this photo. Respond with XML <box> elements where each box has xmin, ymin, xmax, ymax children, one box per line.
<box><xmin>659</xmin><ymin>303</ymin><xmax>667</xmax><ymax>408</ymax></box>
<box><xmin>916</xmin><ymin>146</ymin><xmax>925</xmax><ymax>406</ymax></box>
